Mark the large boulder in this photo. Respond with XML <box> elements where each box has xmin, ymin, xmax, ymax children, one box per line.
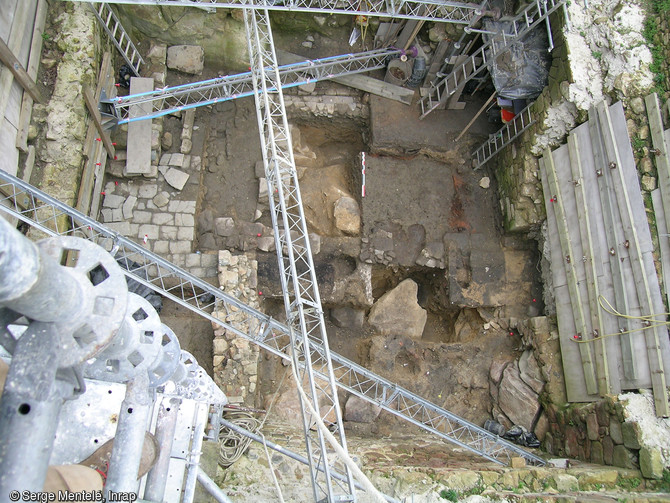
<box><xmin>368</xmin><ymin>279</ymin><xmax>426</xmax><ymax>338</ymax></box>
<box><xmin>333</xmin><ymin>196</ymin><xmax>360</xmax><ymax>235</ymax></box>
<box><xmin>497</xmin><ymin>363</ymin><xmax>541</xmax><ymax>431</ymax></box>
<box><xmin>167</xmin><ymin>45</ymin><xmax>204</xmax><ymax>75</ymax></box>
<box><xmin>344</xmin><ymin>394</ymin><xmax>382</xmax><ymax>423</ymax></box>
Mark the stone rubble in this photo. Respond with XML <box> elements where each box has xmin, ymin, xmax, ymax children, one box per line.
<box><xmin>211</xmin><ymin>250</ymin><xmax>260</xmax><ymax>406</ymax></box>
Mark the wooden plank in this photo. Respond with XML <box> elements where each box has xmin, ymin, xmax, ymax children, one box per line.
<box><xmin>0</xmin><ymin>36</ymin><xmax>43</xmax><ymax>104</ymax></box>
<box><xmin>598</xmin><ymin>101</ymin><xmax>670</xmax><ymax>417</ymax></box>
<box><xmin>540</xmin><ymin>155</ymin><xmax>594</xmax><ymax>401</ymax></box>
<box><xmin>589</xmin><ymin>107</ymin><xmax>640</xmax><ymax>382</ymax></box>
<box><xmin>22</xmin><ymin>144</ymin><xmax>35</xmax><ymax>183</ymax></box>
<box><xmin>16</xmin><ymin>0</ymin><xmax>48</xmax><ymax>152</ymax></box>
<box><xmin>83</xmin><ymin>86</ymin><xmax>115</xmax><ymax>159</ymax></box>
<box><xmin>543</xmin><ymin>146</ymin><xmax>599</xmax><ymax>395</ymax></box>
<box><xmin>645</xmin><ymin>93</ymin><xmax>670</xmax><ymax>234</ymax></box>
<box><xmin>277</xmin><ymin>50</ymin><xmax>415</xmax><ymax>105</ymax></box>
<box><xmin>0</xmin><ymin>0</ymin><xmax>34</xmax><ymax>117</ymax></box>
<box><xmin>125</xmin><ymin>77</ymin><xmax>154</xmax><ymax>176</ymax></box>
<box><xmin>572</xmin><ymin>122</ymin><xmax>623</xmax><ymax>393</ymax></box>
<box><xmin>652</xmin><ymin>189</ymin><xmax>670</xmax><ymax>309</ymax></box>
<box><xmin>77</xmin><ymin>52</ymin><xmax>113</xmax><ymax>216</ymax></box>
<box><xmin>89</xmin><ymin>154</ymin><xmax>107</xmax><ymax>220</ymax></box>
<box><xmin>567</xmin><ymin>132</ymin><xmax>611</xmax><ymax>394</ymax></box>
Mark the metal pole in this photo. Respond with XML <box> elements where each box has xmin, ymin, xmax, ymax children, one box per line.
<box><xmin>0</xmin><ymin>323</ymin><xmax>71</xmax><ymax>495</ymax></box>
<box><xmin>181</xmin><ymin>401</ymin><xmax>208</xmax><ymax>503</ymax></box>
<box><xmin>105</xmin><ymin>374</ymin><xmax>153</xmax><ymax>498</ymax></box>
<box><xmin>218</xmin><ymin>418</ymin><xmax>399</xmax><ymax>503</ymax></box>
<box><xmin>197</xmin><ymin>468</ymin><xmax>234</xmax><ymax>503</ymax></box>
<box><xmin>0</xmin><ymin>217</ymin><xmax>84</xmax><ymax>322</ymax></box>
<box><xmin>143</xmin><ymin>397</ymin><xmax>181</xmax><ymax>502</ymax></box>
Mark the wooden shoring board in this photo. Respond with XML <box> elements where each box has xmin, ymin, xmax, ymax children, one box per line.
<box><xmin>645</xmin><ymin>93</ymin><xmax>670</xmax><ymax>229</ymax></box>
<box><xmin>589</xmin><ymin>107</ymin><xmax>641</xmax><ymax>382</ymax></box>
<box><xmin>597</xmin><ymin>101</ymin><xmax>670</xmax><ymax>417</ymax></box>
<box><xmin>652</xmin><ymin>189</ymin><xmax>670</xmax><ymax>309</ymax></box>
<box><xmin>0</xmin><ymin>0</ymin><xmax>35</xmax><ymax>118</ymax></box>
<box><xmin>77</xmin><ymin>52</ymin><xmax>113</xmax><ymax>217</ymax></box>
<box><xmin>543</xmin><ymin>145</ymin><xmax>599</xmax><ymax>396</ymax></box>
<box><xmin>16</xmin><ymin>0</ymin><xmax>48</xmax><ymax>152</ymax></box>
<box><xmin>570</xmin><ymin>122</ymin><xmax>625</xmax><ymax>393</ymax></box>
<box><xmin>567</xmin><ymin>131</ymin><xmax>614</xmax><ymax>394</ymax></box>
<box><xmin>540</xmin><ymin>156</ymin><xmax>595</xmax><ymax>402</ymax></box>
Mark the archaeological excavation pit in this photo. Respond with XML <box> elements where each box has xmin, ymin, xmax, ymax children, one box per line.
<box><xmin>1</xmin><ymin>0</ymin><xmax>670</xmax><ymax>501</ymax></box>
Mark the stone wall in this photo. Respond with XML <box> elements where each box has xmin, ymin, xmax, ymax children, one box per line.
<box><xmin>503</xmin><ymin>316</ymin><xmax>670</xmax><ymax>481</ymax></box>
<box><xmin>211</xmin><ymin>250</ymin><xmax>261</xmax><ymax>406</ymax></box>
<box><xmin>493</xmin><ymin>0</ymin><xmax>655</xmax><ymax>233</ymax></box>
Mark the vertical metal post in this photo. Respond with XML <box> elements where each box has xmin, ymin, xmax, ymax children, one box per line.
<box><xmin>143</xmin><ymin>397</ymin><xmax>181</xmax><ymax>502</ymax></box>
<box><xmin>0</xmin><ymin>217</ymin><xmax>84</xmax><ymax>322</ymax></box>
<box><xmin>181</xmin><ymin>401</ymin><xmax>208</xmax><ymax>503</ymax></box>
<box><xmin>105</xmin><ymin>374</ymin><xmax>153</xmax><ymax>497</ymax></box>
<box><xmin>196</xmin><ymin>468</ymin><xmax>234</xmax><ymax>503</ymax></box>
<box><xmin>0</xmin><ymin>324</ymin><xmax>70</xmax><ymax>494</ymax></box>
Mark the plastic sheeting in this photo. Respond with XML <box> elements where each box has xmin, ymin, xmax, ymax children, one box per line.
<box><xmin>483</xmin><ymin>18</ymin><xmax>551</xmax><ymax>100</ymax></box>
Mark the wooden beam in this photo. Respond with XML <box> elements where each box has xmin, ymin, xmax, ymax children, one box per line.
<box><xmin>0</xmin><ymin>35</ymin><xmax>43</xmax><ymax>104</ymax></box>
<box><xmin>567</xmin><ymin>132</ymin><xmax>612</xmax><ymax>395</ymax></box>
<box><xmin>651</xmin><ymin>189</ymin><xmax>670</xmax><ymax>309</ymax></box>
<box><xmin>277</xmin><ymin>50</ymin><xmax>415</xmax><ymax>105</ymax></box>
<box><xmin>645</xmin><ymin>93</ymin><xmax>670</xmax><ymax>235</ymax></box>
<box><xmin>543</xmin><ymin>147</ymin><xmax>599</xmax><ymax>395</ymax></box>
<box><xmin>16</xmin><ymin>0</ymin><xmax>48</xmax><ymax>152</ymax></box>
<box><xmin>0</xmin><ymin>0</ymin><xmax>35</xmax><ymax>117</ymax></box>
<box><xmin>82</xmin><ymin>85</ymin><xmax>115</xmax><ymax>159</ymax></box>
<box><xmin>597</xmin><ymin>101</ymin><xmax>669</xmax><ymax>417</ymax></box>
<box><xmin>77</xmin><ymin>52</ymin><xmax>113</xmax><ymax>216</ymax></box>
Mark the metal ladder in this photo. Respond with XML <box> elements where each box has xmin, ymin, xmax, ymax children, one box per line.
<box><xmin>89</xmin><ymin>2</ymin><xmax>144</xmax><ymax>76</ymax></box>
<box><xmin>472</xmin><ymin>100</ymin><xmax>535</xmax><ymax>168</ymax></box>
<box><xmin>245</xmin><ymin>8</ymin><xmax>355</xmax><ymax>501</ymax></box>
<box><xmin>419</xmin><ymin>0</ymin><xmax>567</xmax><ymax>119</ymax></box>
<box><xmin>107</xmin><ymin>48</ymin><xmax>400</xmax><ymax>125</ymax></box>
<box><xmin>72</xmin><ymin>0</ymin><xmax>490</xmax><ymax>24</ymax></box>
<box><xmin>0</xmin><ymin>170</ymin><xmax>546</xmax><ymax>468</ymax></box>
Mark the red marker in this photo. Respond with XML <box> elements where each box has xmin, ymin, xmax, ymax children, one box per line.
<box><xmin>257</xmin><ymin>233</ymin><xmax>262</xmax><ymax>237</ymax></box>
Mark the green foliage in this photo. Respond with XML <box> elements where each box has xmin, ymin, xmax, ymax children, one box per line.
<box><xmin>631</xmin><ymin>135</ymin><xmax>646</xmax><ymax>152</ymax></box>
<box><xmin>592</xmin><ymin>50</ymin><xmax>603</xmax><ymax>60</ymax></box>
<box><xmin>41</xmin><ymin>32</ymin><xmax>50</xmax><ymax>41</ymax></box>
<box><xmin>659</xmin><ymin>469</ymin><xmax>670</xmax><ymax>492</ymax></box>
<box><xmin>617</xmin><ymin>477</ymin><xmax>642</xmax><ymax>490</ymax></box>
<box><xmin>439</xmin><ymin>489</ymin><xmax>459</xmax><ymax>501</ymax></box>
<box><xmin>643</xmin><ymin>7</ymin><xmax>668</xmax><ymax>94</ymax></box>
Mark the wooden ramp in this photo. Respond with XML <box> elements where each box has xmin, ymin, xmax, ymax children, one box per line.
<box><xmin>540</xmin><ymin>101</ymin><xmax>670</xmax><ymax>417</ymax></box>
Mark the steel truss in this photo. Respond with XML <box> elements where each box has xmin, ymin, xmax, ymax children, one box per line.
<box><xmin>244</xmin><ymin>7</ymin><xmax>356</xmax><ymax>502</ymax></box>
<box><xmin>68</xmin><ymin>0</ymin><xmax>487</xmax><ymax>23</ymax></box>
<box><xmin>0</xmin><ymin>170</ymin><xmax>546</xmax><ymax>468</ymax></box>
<box><xmin>419</xmin><ymin>0</ymin><xmax>567</xmax><ymax>119</ymax></box>
<box><xmin>107</xmin><ymin>49</ymin><xmax>400</xmax><ymax>125</ymax></box>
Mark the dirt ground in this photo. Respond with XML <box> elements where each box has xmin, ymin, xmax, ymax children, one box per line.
<box><xmin>149</xmin><ymin>21</ymin><xmax>542</xmax><ymax>431</ymax></box>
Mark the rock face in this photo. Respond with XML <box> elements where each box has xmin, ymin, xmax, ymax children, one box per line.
<box><xmin>344</xmin><ymin>394</ymin><xmax>382</xmax><ymax>423</ymax></box>
<box><xmin>167</xmin><ymin>45</ymin><xmax>205</xmax><ymax>75</ymax></box>
<box><xmin>333</xmin><ymin>196</ymin><xmax>361</xmax><ymax>235</ymax></box>
<box><xmin>368</xmin><ymin>279</ymin><xmax>427</xmax><ymax>338</ymax></box>
<box><xmin>497</xmin><ymin>363</ymin><xmax>541</xmax><ymax>431</ymax></box>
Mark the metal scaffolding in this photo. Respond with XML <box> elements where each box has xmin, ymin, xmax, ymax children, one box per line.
<box><xmin>0</xmin><ymin>170</ymin><xmax>547</xmax><ymax>469</ymax></box>
<box><xmin>106</xmin><ymin>48</ymin><xmax>400</xmax><ymax>125</ymax></box>
<box><xmin>69</xmin><ymin>0</ymin><xmax>488</xmax><ymax>23</ymax></box>
<box><xmin>419</xmin><ymin>0</ymin><xmax>568</xmax><ymax>119</ymax></box>
<box><xmin>244</xmin><ymin>7</ymin><xmax>356</xmax><ymax>501</ymax></box>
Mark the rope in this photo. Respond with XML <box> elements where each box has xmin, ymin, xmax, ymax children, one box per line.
<box><xmin>261</xmin><ymin>431</ymin><xmax>285</xmax><ymax>503</ymax></box>
<box><xmin>569</xmin><ymin>295</ymin><xmax>670</xmax><ymax>344</ymax></box>
<box><xmin>291</xmin><ymin>364</ymin><xmax>386</xmax><ymax>503</ymax></box>
<box><xmin>218</xmin><ymin>409</ymin><xmax>261</xmax><ymax>467</ymax></box>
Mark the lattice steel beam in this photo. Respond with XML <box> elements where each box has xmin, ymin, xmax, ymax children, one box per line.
<box><xmin>0</xmin><ymin>171</ymin><xmax>546</xmax><ymax>468</ymax></box>
<box><xmin>66</xmin><ymin>0</ymin><xmax>489</xmax><ymax>23</ymax></box>
<box><xmin>107</xmin><ymin>49</ymin><xmax>400</xmax><ymax>124</ymax></box>
<box><xmin>244</xmin><ymin>7</ymin><xmax>356</xmax><ymax>501</ymax></box>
